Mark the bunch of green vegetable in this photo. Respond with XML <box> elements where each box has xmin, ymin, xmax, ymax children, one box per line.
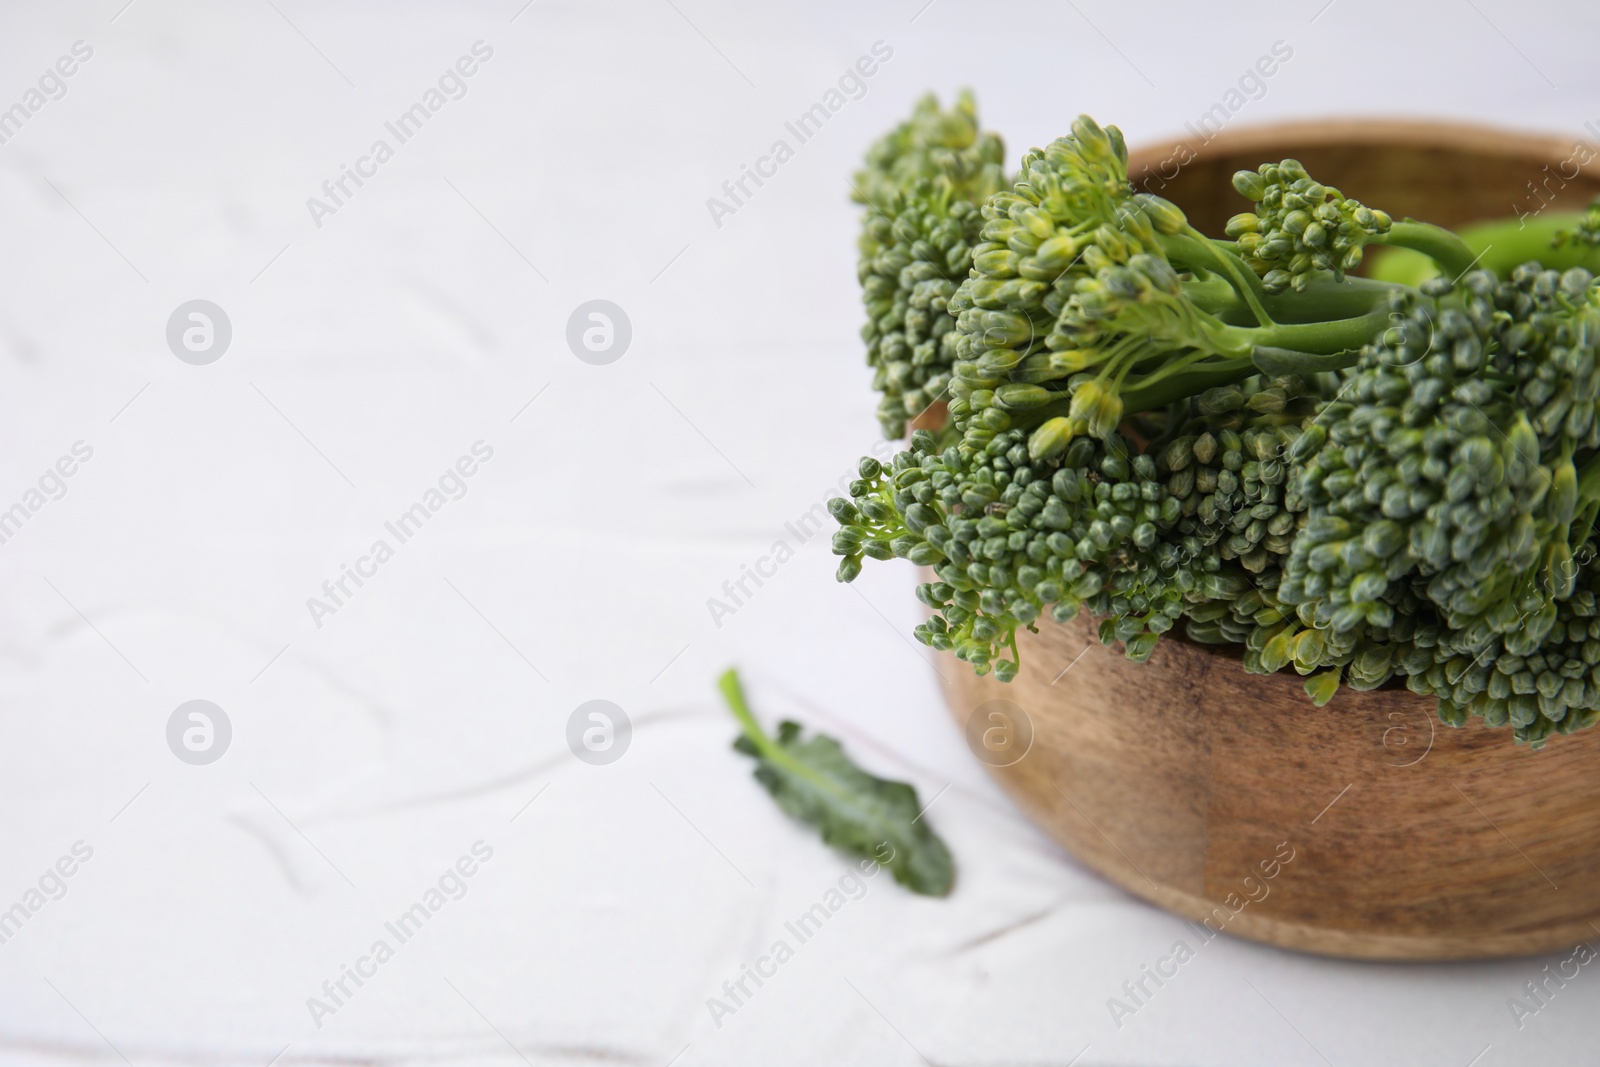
<box><xmin>834</xmin><ymin>93</ymin><xmax>1600</xmax><ymax>748</ymax></box>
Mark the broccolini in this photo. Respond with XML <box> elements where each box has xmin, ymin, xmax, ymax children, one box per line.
<box><xmin>837</xmin><ymin>94</ymin><xmax>1600</xmax><ymax>746</ymax></box>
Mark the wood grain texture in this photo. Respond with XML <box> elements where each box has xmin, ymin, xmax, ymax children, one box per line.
<box><xmin>945</xmin><ymin>610</ymin><xmax>1600</xmax><ymax>960</ymax></box>
<box><xmin>938</xmin><ymin>122</ymin><xmax>1600</xmax><ymax>960</ymax></box>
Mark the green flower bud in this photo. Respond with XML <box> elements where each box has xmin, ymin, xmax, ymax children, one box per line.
<box><xmin>1198</xmin><ymin>385</ymin><xmax>1244</xmax><ymax>415</ymax></box>
<box><xmin>1028</xmin><ymin>416</ymin><xmax>1077</xmax><ymax>461</ymax></box>
<box><xmin>1304</xmin><ymin>671</ymin><xmax>1340</xmax><ymax>706</ymax></box>
<box><xmin>1232</xmin><ymin>170</ymin><xmax>1267</xmax><ymax>201</ymax></box>
<box><xmin>861</xmin><ymin>539</ymin><xmax>894</xmax><ymax>561</ymax></box>
<box><xmin>1133</xmin><ymin>193</ymin><xmax>1187</xmax><ymax>234</ymax></box>
<box><xmin>1032</xmin><ymin>234</ymin><xmax>1082</xmax><ymax>273</ymax></box>
<box><xmin>974</xmin><ymin>248</ymin><xmax>1020</xmax><ymax>276</ymax></box>
<box><xmin>1071</xmin><ymin>114</ymin><xmax>1113</xmax><ymax>162</ymax></box>
<box><xmin>1260</xmin><ymin>628</ymin><xmax>1294</xmax><ymax>672</ymax></box>
<box><xmin>1551</xmin><ymin>459</ymin><xmax>1578</xmax><ymax>526</ymax></box>
<box><xmin>828</xmin><ymin>497</ymin><xmax>860</xmax><ymax>524</ymax></box>
<box><xmin>1349</xmin><ymin>571</ymin><xmax>1387</xmax><ymax>602</ymax></box>
<box><xmin>1225</xmin><ymin>212</ymin><xmax>1260</xmax><ymax>238</ymax></box>
<box><xmin>996</xmin><ymin>383</ymin><xmax>1055</xmax><ymax>410</ymax></box>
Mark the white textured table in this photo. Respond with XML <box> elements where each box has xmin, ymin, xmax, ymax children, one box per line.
<box><xmin>3</xmin><ymin>2</ymin><xmax>1599</xmax><ymax>1064</ymax></box>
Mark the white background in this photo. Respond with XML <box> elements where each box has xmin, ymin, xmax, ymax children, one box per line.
<box><xmin>1</xmin><ymin>1</ymin><xmax>1598</xmax><ymax>1064</ymax></box>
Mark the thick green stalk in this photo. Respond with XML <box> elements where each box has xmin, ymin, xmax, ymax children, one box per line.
<box><xmin>1460</xmin><ymin>214</ymin><xmax>1600</xmax><ymax>277</ymax></box>
<box><xmin>1116</xmin><ymin>358</ymin><xmax>1256</xmax><ymax>412</ymax></box>
<box><xmin>1240</xmin><ymin>309</ymin><xmax>1392</xmax><ymax>356</ymax></box>
<box><xmin>1133</xmin><ymin>309</ymin><xmax>1387</xmax><ymax>411</ymax></box>
<box><xmin>1162</xmin><ymin>229</ymin><xmax>1274</xmax><ymax>326</ymax></box>
<box><xmin>1371</xmin><ymin>214</ymin><xmax>1600</xmax><ymax>286</ymax></box>
<box><xmin>1010</xmin><ymin>307</ymin><xmax>1387</xmax><ymax>426</ymax></box>
<box><xmin>1193</xmin><ymin>275</ymin><xmax>1401</xmax><ymax>326</ymax></box>
<box><xmin>1258</xmin><ymin>277</ymin><xmax>1402</xmax><ymax>323</ymax></box>
<box><xmin>1374</xmin><ymin>221</ymin><xmax>1479</xmax><ymax>278</ymax></box>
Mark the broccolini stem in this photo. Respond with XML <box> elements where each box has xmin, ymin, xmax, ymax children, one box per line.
<box><xmin>1251</xmin><ymin>345</ymin><xmax>1360</xmax><ymax>376</ymax></box>
<box><xmin>1370</xmin><ymin>214</ymin><xmax>1600</xmax><ymax>286</ymax></box>
<box><xmin>1188</xmin><ymin>273</ymin><xmax>1401</xmax><ymax>328</ymax></box>
<box><xmin>1119</xmin><ymin>308</ymin><xmax>1390</xmax><ymax>412</ymax></box>
<box><xmin>1004</xmin><ymin>305</ymin><xmax>1390</xmax><ymax>423</ymax></box>
<box><xmin>1116</xmin><ymin>358</ymin><xmax>1256</xmax><ymax>412</ymax></box>
<box><xmin>1257</xmin><ymin>277</ymin><xmax>1402</xmax><ymax>323</ymax></box>
<box><xmin>1163</xmin><ymin>229</ymin><xmax>1274</xmax><ymax>327</ymax></box>
<box><xmin>719</xmin><ymin>669</ymin><xmax>782</xmax><ymax>760</ymax></box>
<box><xmin>1244</xmin><ymin>308</ymin><xmax>1393</xmax><ymax>356</ymax></box>
<box><xmin>1578</xmin><ymin>450</ymin><xmax>1600</xmax><ymax>502</ymax></box>
<box><xmin>1374</xmin><ymin>220</ymin><xmax>1479</xmax><ymax>278</ymax></box>
<box><xmin>1559</xmin><ymin>453</ymin><xmax>1600</xmax><ymax>558</ymax></box>
<box><xmin>719</xmin><ymin>668</ymin><xmax>859</xmax><ymax>805</ymax></box>
<box><xmin>1460</xmin><ymin>214</ymin><xmax>1600</xmax><ymax>277</ymax></box>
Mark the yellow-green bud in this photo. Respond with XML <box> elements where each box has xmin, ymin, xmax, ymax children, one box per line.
<box><xmin>1028</xmin><ymin>416</ymin><xmax>1076</xmax><ymax>460</ymax></box>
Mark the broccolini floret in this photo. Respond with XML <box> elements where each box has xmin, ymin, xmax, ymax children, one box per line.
<box><xmin>943</xmin><ymin>120</ymin><xmax>1394</xmax><ymax>464</ymax></box>
<box><xmin>855</xmin><ymin>92</ymin><xmax>1009</xmax><ymax>437</ymax></box>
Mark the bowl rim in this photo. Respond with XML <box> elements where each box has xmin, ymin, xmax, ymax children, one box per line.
<box><xmin>1126</xmin><ymin>115</ymin><xmax>1598</xmax><ymax>172</ymax></box>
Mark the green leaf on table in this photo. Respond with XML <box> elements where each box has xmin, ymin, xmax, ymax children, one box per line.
<box><xmin>718</xmin><ymin>667</ymin><xmax>954</xmax><ymax>897</ymax></box>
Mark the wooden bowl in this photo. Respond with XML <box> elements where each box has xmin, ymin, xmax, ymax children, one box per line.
<box><xmin>941</xmin><ymin>121</ymin><xmax>1600</xmax><ymax>960</ymax></box>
